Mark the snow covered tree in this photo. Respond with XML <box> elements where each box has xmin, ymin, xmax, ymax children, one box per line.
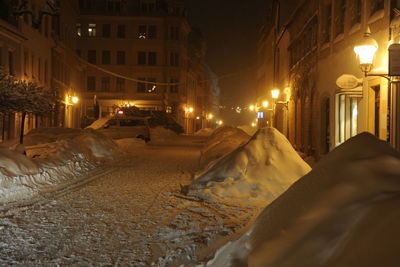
<box><xmin>0</xmin><ymin>68</ymin><xmax>57</xmax><ymax>144</ymax></box>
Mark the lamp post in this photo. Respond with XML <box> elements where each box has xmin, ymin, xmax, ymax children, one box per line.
<box><xmin>353</xmin><ymin>28</ymin><xmax>400</xmax><ymax>150</ymax></box>
<box><xmin>271</xmin><ymin>89</ymin><xmax>280</xmax><ymax>128</ymax></box>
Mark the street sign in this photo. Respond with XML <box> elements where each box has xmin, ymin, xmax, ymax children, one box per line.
<box><xmin>336</xmin><ymin>74</ymin><xmax>362</xmax><ymax>89</ymax></box>
<box><xmin>257</xmin><ymin>112</ymin><xmax>264</xmax><ymax>119</ymax></box>
<box><xmin>389</xmin><ymin>44</ymin><xmax>400</xmax><ymax>76</ymax></box>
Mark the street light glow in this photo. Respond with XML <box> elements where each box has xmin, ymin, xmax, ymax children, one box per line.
<box><xmin>262</xmin><ymin>101</ymin><xmax>269</xmax><ymax>108</ymax></box>
<box><xmin>249</xmin><ymin>105</ymin><xmax>255</xmax><ymax>111</ymax></box>
<box><xmin>207</xmin><ymin>113</ymin><xmax>213</xmax><ymax>119</ymax></box>
<box><xmin>71</xmin><ymin>96</ymin><xmax>79</xmax><ymax>104</ymax></box>
<box><xmin>271</xmin><ymin>89</ymin><xmax>280</xmax><ymax>99</ymax></box>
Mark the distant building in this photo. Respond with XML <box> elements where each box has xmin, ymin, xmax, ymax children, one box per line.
<box><xmin>257</xmin><ymin>0</ymin><xmax>400</xmax><ymax>158</ymax></box>
<box><xmin>0</xmin><ymin>0</ymin><xmax>216</xmax><ymax>141</ymax></box>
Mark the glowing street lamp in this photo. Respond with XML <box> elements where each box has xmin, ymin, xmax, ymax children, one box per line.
<box><xmin>71</xmin><ymin>96</ymin><xmax>79</xmax><ymax>104</ymax></box>
<box><xmin>271</xmin><ymin>89</ymin><xmax>280</xmax><ymax>99</ymax></box>
<box><xmin>354</xmin><ymin>28</ymin><xmax>378</xmax><ymax>76</ymax></box>
<box><xmin>249</xmin><ymin>105</ymin><xmax>255</xmax><ymax>111</ymax></box>
<box><xmin>262</xmin><ymin>101</ymin><xmax>269</xmax><ymax>108</ymax></box>
<box><xmin>207</xmin><ymin>113</ymin><xmax>213</xmax><ymax>119</ymax></box>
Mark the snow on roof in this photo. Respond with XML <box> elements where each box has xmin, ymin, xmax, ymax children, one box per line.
<box><xmin>187</xmin><ymin>127</ymin><xmax>311</xmax><ymax>206</ymax></box>
<box><xmin>199</xmin><ymin>126</ymin><xmax>250</xmax><ymax>169</ymax></box>
<box><xmin>207</xmin><ymin>132</ymin><xmax>400</xmax><ymax>267</ymax></box>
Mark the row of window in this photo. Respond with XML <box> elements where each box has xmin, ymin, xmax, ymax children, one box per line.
<box><xmin>77</xmin><ymin>23</ymin><xmax>180</xmax><ymax>40</ymax></box>
<box><xmin>86</xmin><ymin>76</ymin><xmax>180</xmax><ymax>93</ymax></box>
<box><xmin>80</xmin><ymin>50</ymin><xmax>180</xmax><ymax>66</ymax></box>
<box><xmin>322</xmin><ymin>0</ymin><xmax>384</xmax><ymax>44</ymax></box>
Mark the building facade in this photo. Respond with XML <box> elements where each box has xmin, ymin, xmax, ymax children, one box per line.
<box><xmin>0</xmin><ymin>0</ymin><xmax>215</xmax><ymax>141</ymax></box>
<box><xmin>258</xmin><ymin>0</ymin><xmax>400</xmax><ymax>158</ymax></box>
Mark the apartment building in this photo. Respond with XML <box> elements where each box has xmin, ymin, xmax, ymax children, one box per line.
<box><xmin>258</xmin><ymin>0</ymin><xmax>400</xmax><ymax>158</ymax></box>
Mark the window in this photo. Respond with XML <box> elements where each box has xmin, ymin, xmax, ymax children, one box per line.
<box><xmin>117</xmin><ymin>51</ymin><xmax>125</xmax><ymax>64</ymax></box>
<box><xmin>107</xmin><ymin>0</ymin><xmax>122</xmax><ymax>13</ymax></box>
<box><xmin>138</xmin><ymin>25</ymin><xmax>157</xmax><ymax>39</ymax></box>
<box><xmin>335</xmin><ymin>0</ymin><xmax>346</xmax><ymax>36</ymax></box>
<box><xmin>87</xmin><ymin>76</ymin><xmax>96</xmax><ymax>91</ymax></box>
<box><xmin>76</xmin><ymin>49</ymin><xmax>81</xmax><ymax>57</ymax></box>
<box><xmin>101</xmin><ymin>77</ymin><xmax>111</xmax><ymax>91</ymax></box>
<box><xmin>322</xmin><ymin>4</ymin><xmax>332</xmax><ymax>44</ymax></box>
<box><xmin>148</xmin><ymin>52</ymin><xmax>157</xmax><ymax>65</ymax></box>
<box><xmin>117</xmin><ymin>24</ymin><xmax>125</xmax><ymax>38</ymax></box>
<box><xmin>88</xmin><ymin>23</ymin><xmax>96</xmax><ymax>37</ymax></box>
<box><xmin>138</xmin><ymin>51</ymin><xmax>146</xmax><ymax>64</ymax></box>
<box><xmin>102</xmin><ymin>24</ymin><xmax>111</xmax><ymax>38</ymax></box>
<box><xmin>170</xmin><ymin>52</ymin><xmax>179</xmax><ymax>66</ymax></box>
<box><xmin>166</xmin><ymin>106</ymin><xmax>172</xmax><ymax>113</ymax></box>
<box><xmin>141</xmin><ymin>1</ymin><xmax>156</xmax><ymax>13</ymax></box>
<box><xmin>350</xmin><ymin>0</ymin><xmax>361</xmax><ymax>26</ymax></box>
<box><xmin>137</xmin><ymin>78</ymin><xmax>157</xmax><ymax>93</ymax></box>
<box><xmin>102</xmin><ymin>51</ymin><xmax>111</xmax><ymax>64</ymax></box>
<box><xmin>170</xmin><ymin>79</ymin><xmax>179</xmax><ymax>93</ymax></box>
<box><xmin>88</xmin><ymin>50</ymin><xmax>97</xmax><ymax>64</ymax></box>
<box><xmin>76</xmin><ymin>23</ymin><xmax>82</xmax><ymax>36</ymax></box>
<box><xmin>44</xmin><ymin>60</ymin><xmax>48</xmax><ymax>83</ymax></box>
<box><xmin>8</xmin><ymin>51</ymin><xmax>14</xmax><ymax>75</ymax></box>
<box><xmin>116</xmin><ymin>78</ymin><xmax>125</xmax><ymax>91</ymax></box>
<box><xmin>370</xmin><ymin>0</ymin><xmax>384</xmax><ymax>16</ymax></box>
<box><xmin>24</xmin><ymin>51</ymin><xmax>28</xmax><ymax>76</ymax></box>
<box><xmin>170</xmin><ymin>25</ymin><xmax>180</xmax><ymax>40</ymax></box>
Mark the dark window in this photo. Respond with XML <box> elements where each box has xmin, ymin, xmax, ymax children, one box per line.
<box><xmin>137</xmin><ymin>77</ymin><xmax>146</xmax><ymax>93</ymax></box>
<box><xmin>148</xmin><ymin>25</ymin><xmax>157</xmax><ymax>39</ymax></box>
<box><xmin>370</xmin><ymin>0</ymin><xmax>384</xmax><ymax>16</ymax></box>
<box><xmin>170</xmin><ymin>52</ymin><xmax>179</xmax><ymax>66</ymax></box>
<box><xmin>335</xmin><ymin>0</ymin><xmax>346</xmax><ymax>36</ymax></box>
<box><xmin>117</xmin><ymin>51</ymin><xmax>125</xmax><ymax>64</ymax></box>
<box><xmin>170</xmin><ymin>79</ymin><xmax>179</xmax><ymax>93</ymax></box>
<box><xmin>138</xmin><ymin>51</ymin><xmax>146</xmax><ymax>64</ymax></box>
<box><xmin>102</xmin><ymin>51</ymin><xmax>111</xmax><ymax>64</ymax></box>
<box><xmin>170</xmin><ymin>25</ymin><xmax>180</xmax><ymax>40</ymax></box>
<box><xmin>137</xmin><ymin>77</ymin><xmax>157</xmax><ymax>93</ymax></box>
<box><xmin>117</xmin><ymin>24</ymin><xmax>125</xmax><ymax>38</ymax></box>
<box><xmin>102</xmin><ymin>24</ymin><xmax>111</xmax><ymax>38</ymax></box>
<box><xmin>351</xmin><ymin>0</ymin><xmax>361</xmax><ymax>26</ymax></box>
<box><xmin>76</xmin><ymin>49</ymin><xmax>81</xmax><ymax>57</ymax></box>
<box><xmin>138</xmin><ymin>25</ymin><xmax>147</xmax><ymax>39</ymax></box>
<box><xmin>87</xmin><ymin>76</ymin><xmax>96</xmax><ymax>91</ymax></box>
<box><xmin>8</xmin><ymin>51</ymin><xmax>14</xmax><ymax>75</ymax></box>
<box><xmin>116</xmin><ymin>78</ymin><xmax>125</xmax><ymax>91</ymax></box>
<box><xmin>101</xmin><ymin>77</ymin><xmax>111</xmax><ymax>91</ymax></box>
<box><xmin>88</xmin><ymin>50</ymin><xmax>96</xmax><ymax>64</ymax></box>
<box><xmin>373</xmin><ymin>85</ymin><xmax>380</xmax><ymax>137</ymax></box>
<box><xmin>148</xmin><ymin>52</ymin><xmax>156</xmax><ymax>65</ymax></box>
<box><xmin>322</xmin><ymin>4</ymin><xmax>332</xmax><ymax>44</ymax></box>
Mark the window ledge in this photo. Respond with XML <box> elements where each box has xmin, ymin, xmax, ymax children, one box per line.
<box><xmin>333</xmin><ymin>33</ymin><xmax>344</xmax><ymax>44</ymax></box>
<box><xmin>349</xmin><ymin>23</ymin><xmax>361</xmax><ymax>35</ymax></box>
<box><xmin>368</xmin><ymin>9</ymin><xmax>385</xmax><ymax>24</ymax></box>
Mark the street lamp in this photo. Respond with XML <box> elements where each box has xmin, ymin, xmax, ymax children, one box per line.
<box><xmin>271</xmin><ymin>89</ymin><xmax>280</xmax><ymax>100</ymax></box>
<box><xmin>354</xmin><ymin>28</ymin><xmax>379</xmax><ymax>76</ymax></box>
<box><xmin>262</xmin><ymin>101</ymin><xmax>269</xmax><ymax>108</ymax></box>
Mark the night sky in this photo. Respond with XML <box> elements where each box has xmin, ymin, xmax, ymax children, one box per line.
<box><xmin>187</xmin><ymin>0</ymin><xmax>269</xmax><ymax>125</ymax></box>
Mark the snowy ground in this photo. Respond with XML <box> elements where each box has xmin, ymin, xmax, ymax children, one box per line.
<box><xmin>0</xmin><ymin>136</ymin><xmax>260</xmax><ymax>266</ymax></box>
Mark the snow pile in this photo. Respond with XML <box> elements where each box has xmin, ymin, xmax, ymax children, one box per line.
<box><xmin>237</xmin><ymin>125</ymin><xmax>258</xmax><ymax>136</ymax></box>
<box><xmin>150</xmin><ymin>126</ymin><xmax>178</xmax><ymax>142</ymax></box>
<box><xmin>85</xmin><ymin>117</ymin><xmax>110</xmax><ymax>130</ymax></box>
<box><xmin>207</xmin><ymin>132</ymin><xmax>400</xmax><ymax>267</ymax></box>
<box><xmin>187</xmin><ymin>128</ymin><xmax>311</xmax><ymax>206</ymax></box>
<box><xmin>199</xmin><ymin>126</ymin><xmax>250</xmax><ymax>168</ymax></box>
<box><xmin>0</xmin><ymin>128</ymin><xmax>120</xmax><ymax>205</ymax></box>
<box><xmin>114</xmin><ymin>138</ymin><xmax>146</xmax><ymax>151</ymax></box>
<box><xmin>195</xmin><ymin>128</ymin><xmax>214</xmax><ymax>137</ymax></box>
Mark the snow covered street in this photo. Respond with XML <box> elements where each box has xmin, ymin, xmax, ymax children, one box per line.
<box><xmin>0</xmin><ymin>137</ymin><xmax>258</xmax><ymax>266</ymax></box>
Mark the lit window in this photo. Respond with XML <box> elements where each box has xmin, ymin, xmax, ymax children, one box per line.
<box><xmin>88</xmin><ymin>23</ymin><xmax>96</xmax><ymax>37</ymax></box>
<box><xmin>76</xmin><ymin>23</ymin><xmax>81</xmax><ymax>36</ymax></box>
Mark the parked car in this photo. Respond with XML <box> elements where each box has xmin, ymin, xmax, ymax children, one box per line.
<box><xmin>96</xmin><ymin>116</ymin><xmax>151</xmax><ymax>141</ymax></box>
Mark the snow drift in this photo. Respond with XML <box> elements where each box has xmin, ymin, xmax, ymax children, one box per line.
<box><xmin>0</xmin><ymin>128</ymin><xmax>120</xmax><ymax>205</ymax></box>
<box><xmin>207</xmin><ymin>132</ymin><xmax>400</xmax><ymax>267</ymax></box>
<box><xmin>187</xmin><ymin>128</ymin><xmax>311</xmax><ymax>206</ymax></box>
<box><xmin>199</xmin><ymin>126</ymin><xmax>251</xmax><ymax>169</ymax></box>
<box><xmin>195</xmin><ymin>128</ymin><xmax>214</xmax><ymax>137</ymax></box>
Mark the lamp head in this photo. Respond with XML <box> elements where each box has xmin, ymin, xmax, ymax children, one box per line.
<box><xmin>354</xmin><ymin>28</ymin><xmax>378</xmax><ymax>74</ymax></box>
<box><xmin>271</xmin><ymin>89</ymin><xmax>280</xmax><ymax>99</ymax></box>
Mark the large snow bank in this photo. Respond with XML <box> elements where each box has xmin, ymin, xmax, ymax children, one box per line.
<box><xmin>195</xmin><ymin>128</ymin><xmax>214</xmax><ymax>137</ymax></box>
<box><xmin>237</xmin><ymin>125</ymin><xmax>258</xmax><ymax>136</ymax></box>
<box><xmin>149</xmin><ymin>126</ymin><xmax>178</xmax><ymax>142</ymax></box>
<box><xmin>0</xmin><ymin>128</ymin><xmax>120</xmax><ymax>205</ymax></box>
<box><xmin>207</xmin><ymin>132</ymin><xmax>400</xmax><ymax>267</ymax></box>
<box><xmin>187</xmin><ymin>128</ymin><xmax>311</xmax><ymax>206</ymax></box>
<box><xmin>199</xmin><ymin>126</ymin><xmax>250</xmax><ymax>169</ymax></box>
